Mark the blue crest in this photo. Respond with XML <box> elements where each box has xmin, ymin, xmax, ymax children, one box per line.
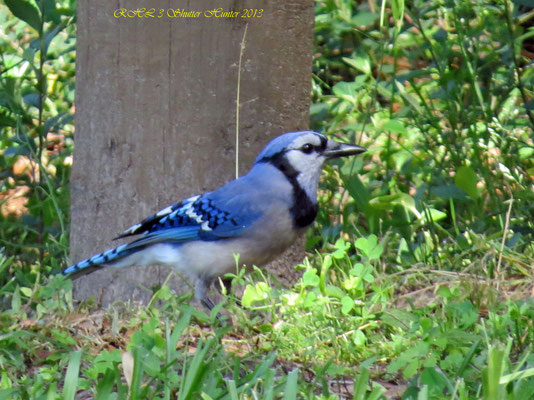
<box><xmin>255</xmin><ymin>131</ymin><xmax>325</xmax><ymax>162</ymax></box>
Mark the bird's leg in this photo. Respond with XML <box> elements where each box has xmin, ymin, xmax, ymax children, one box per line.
<box><xmin>201</xmin><ymin>297</ymin><xmax>216</xmax><ymax>311</ymax></box>
<box><xmin>194</xmin><ymin>276</ymin><xmax>215</xmax><ymax>311</ymax></box>
<box><xmin>195</xmin><ymin>276</ymin><xmax>231</xmax><ymax>324</ymax></box>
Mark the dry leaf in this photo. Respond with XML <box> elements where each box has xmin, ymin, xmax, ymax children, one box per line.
<box><xmin>122</xmin><ymin>350</ymin><xmax>134</xmax><ymax>389</ymax></box>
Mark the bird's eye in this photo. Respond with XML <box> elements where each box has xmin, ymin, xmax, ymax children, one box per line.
<box><xmin>301</xmin><ymin>144</ymin><xmax>314</xmax><ymax>154</ymax></box>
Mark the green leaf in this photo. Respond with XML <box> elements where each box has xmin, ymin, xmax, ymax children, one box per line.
<box><xmin>95</xmin><ymin>369</ymin><xmax>116</xmax><ymax>400</ymax></box>
<box><xmin>455</xmin><ymin>166</ymin><xmax>479</xmax><ymax>199</ymax></box>
<box><xmin>334</xmin><ymin>238</ymin><xmax>350</xmax><ymax>251</ymax></box>
<box><xmin>241</xmin><ymin>285</ymin><xmax>258</xmax><ymax>308</ymax></box>
<box><xmin>391</xmin><ymin>0</ymin><xmax>405</xmax><ymax>23</ymax></box>
<box><xmin>351</xmin><ymin>11</ymin><xmax>378</xmax><ymax>27</ymax></box>
<box><xmin>500</xmin><ymin>367</ymin><xmax>534</xmax><ymax>384</ymax></box>
<box><xmin>386</xmin><ymin>357</ymin><xmax>406</xmax><ymax>374</ymax></box>
<box><xmin>332</xmin><ymin>249</ymin><xmax>346</xmax><ymax>259</ymax></box>
<box><xmin>383</xmin><ymin>119</ymin><xmax>408</xmax><ymax>135</ymax></box>
<box><xmin>419</xmin><ymin>208</ymin><xmax>447</xmax><ymax>225</ymax></box>
<box><xmin>19</xmin><ymin>287</ymin><xmax>32</xmax><ymax>297</ymax></box>
<box><xmin>381</xmin><ymin>309</ymin><xmax>416</xmax><ymax>329</ymax></box>
<box><xmin>355</xmin><ymin>235</ymin><xmax>377</xmax><ymax>253</ymax></box>
<box><xmin>346</xmin><ymin>175</ymin><xmax>369</xmax><ymax>211</ymax></box>
<box><xmin>283</xmin><ymin>369</ymin><xmax>299</xmax><ymax>400</ymax></box>
<box><xmin>498</xmin><ymin>88</ymin><xmax>520</xmax><ymax>122</ymax></box>
<box><xmin>30</xmin><ymin>23</ymin><xmax>65</xmax><ymax>56</ymax></box>
<box><xmin>341</xmin><ymin>296</ymin><xmax>354</xmax><ymax>314</ymax></box>
<box><xmin>0</xmin><ymin>389</ymin><xmax>19</xmax><ymax>399</ymax></box>
<box><xmin>342</xmin><ymin>50</ymin><xmax>371</xmax><ymax>75</ymax></box>
<box><xmin>420</xmin><ymin>368</ymin><xmax>447</xmax><ymax>393</ymax></box>
<box><xmin>263</xmin><ymin>368</ymin><xmax>275</xmax><ymax>400</ymax></box>
<box><xmin>354</xmin><ymin>235</ymin><xmax>383</xmax><ymax>260</ymax></box>
<box><xmin>41</xmin><ymin>0</ymin><xmax>61</xmax><ymax>23</ymax></box>
<box><xmin>167</xmin><ymin>308</ymin><xmax>192</xmax><ymax>363</ymax></box>
<box><xmin>438</xmin><ymin>286</ymin><xmax>452</xmax><ymax>299</ymax></box>
<box><xmin>5</xmin><ymin>0</ymin><xmax>42</xmax><ymax>32</ymax></box>
<box><xmin>353</xmin><ymin>367</ymin><xmax>370</xmax><ymax>400</ymax></box>
<box><xmin>11</xmin><ymin>287</ymin><xmax>21</xmax><ymax>313</ymax></box>
<box><xmin>62</xmin><ymin>350</ymin><xmax>82</xmax><ymax>400</ymax></box>
<box><xmin>325</xmin><ymin>285</ymin><xmax>346</xmax><ymax>299</ymax></box>
<box><xmin>303</xmin><ymin>291</ymin><xmax>317</xmax><ymax>308</ymax></box>
<box><xmin>332</xmin><ymin>238</ymin><xmax>350</xmax><ymax>259</ymax></box>
<box><xmin>367</xmin><ymin>244</ymin><xmax>384</xmax><ymax>260</ymax></box>
<box><xmin>483</xmin><ymin>344</ymin><xmax>506</xmax><ymax>400</ymax></box>
<box><xmin>519</xmin><ymin>147</ymin><xmax>534</xmax><ymax>160</ymax></box>
<box><xmin>416</xmin><ymin>385</ymin><xmax>428</xmax><ymax>399</ymax></box>
<box><xmin>395</xmin><ymin>81</ymin><xmax>423</xmax><ymax>113</ymax></box>
<box><xmin>226</xmin><ymin>380</ymin><xmax>238</xmax><ymax>400</ymax></box>
<box><xmin>241</xmin><ymin>282</ymin><xmax>270</xmax><ymax>307</ymax></box>
<box><xmin>457</xmin><ymin>340</ymin><xmax>480</xmax><ymax>376</ymax></box>
<box><xmin>350</xmin><ymin>263</ymin><xmax>364</xmax><ymax>276</ymax></box>
<box><xmin>0</xmin><ymin>114</ymin><xmax>17</xmax><ymax>127</ymax></box>
<box><xmin>353</xmin><ymin>330</ymin><xmax>367</xmax><ymax>347</ymax></box>
<box><xmin>302</xmin><ymin>269</ymin><xmax>320</xmax><ymax>287</ymax></box>
<box><xmin>419</xmin><ymin>317</ymin><xmax>433</xmax><ymax>332</ymax></box>
<box><xmin>332</xmin><ymin>81</ymin><xmax>363</xmax><ymax>103</ymax></box>
<box><xmin>433</xmin><ymin>28</ymin><xmax>448</xmax><ymax>41</ymax></box>
<box><xmin>258</xmin><ymin>323</ymin><xmax>273</xmax><ymax>333</ymax></box>
<box><xmin>23</xmin><ymin>93</ymin><xmax>40</xmax><ymax>108</ymax></box>
<box><xmin>178</xmin><ymin>339</ymin><xmax>213</xmax><ymax>400</ymax></box>
<box><xmin>369</xmin><ymin>193</ymin><xmax>418</xmax><ymax>216</ymax></box>
<box><xmin>429</xmin><ymin>185</ymin><xmax>468</xmax><ymax>200</ymax></box>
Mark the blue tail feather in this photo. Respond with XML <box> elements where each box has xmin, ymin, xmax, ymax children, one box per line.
<box><xmin>63</xmin><ymin>243</ymin><xmax>133</xmax><ymax>278</ymax></box>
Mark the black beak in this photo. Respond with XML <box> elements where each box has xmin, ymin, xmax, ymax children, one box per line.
<box><xmin>324</xmin><ymin>139</ymin><xmax>367</xmax><ymax>160</ymax></box>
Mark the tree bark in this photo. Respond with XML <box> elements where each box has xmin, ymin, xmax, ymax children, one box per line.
<box><xmin>71</xmin><ymin>0</ymin><xmax>314</xmax><ymax>304</ymax></box>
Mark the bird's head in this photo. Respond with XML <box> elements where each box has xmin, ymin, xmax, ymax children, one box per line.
<box><xmin>255</xmin><ymin>131</ymin><xmax>366</xmax><ymax>203</ymax></box>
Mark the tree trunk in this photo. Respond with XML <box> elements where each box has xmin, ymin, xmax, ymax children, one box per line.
<box><xmin>71</xmin><ymin>0</ymin><xmax>314</xmax><ymax>305</ymax></box>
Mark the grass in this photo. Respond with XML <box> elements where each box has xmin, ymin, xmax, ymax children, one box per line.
<box><xmin>1</xmin><ymin>0</ymin><xmax>533</xmax><ymax>399</ymax></box>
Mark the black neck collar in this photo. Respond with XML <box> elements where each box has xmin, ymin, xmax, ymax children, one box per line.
<box><xmin>258</xmin><ymin>153</ymin><xmax>318</xmax><ymax>228</ymax></box>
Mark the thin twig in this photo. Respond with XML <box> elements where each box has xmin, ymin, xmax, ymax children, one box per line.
<box><xmin>496</xmin><ymin>196</ymin><xmax>513</xmax><ymax>291</ymax></box>
<box><xmin>36</xmin><ymin>0</ymin><xmax>47</xmax><ymax>262</ymax></box>
<box><xmin>235</xmin><ymin>22</ymin><xmax>248</xmax><ymax>179</ymax></box>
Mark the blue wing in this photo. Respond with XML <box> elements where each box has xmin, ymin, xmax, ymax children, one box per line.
<box><xmin>114</xmin><ymin>190</ymin><xmax>259</xmax><ymax>248</ymax></box>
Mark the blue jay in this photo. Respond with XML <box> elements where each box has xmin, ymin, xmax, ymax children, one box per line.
<box><xmin>63</xmin><ymin>131</ymin><xmax>366</xmax><ymax>309</ymax></box>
